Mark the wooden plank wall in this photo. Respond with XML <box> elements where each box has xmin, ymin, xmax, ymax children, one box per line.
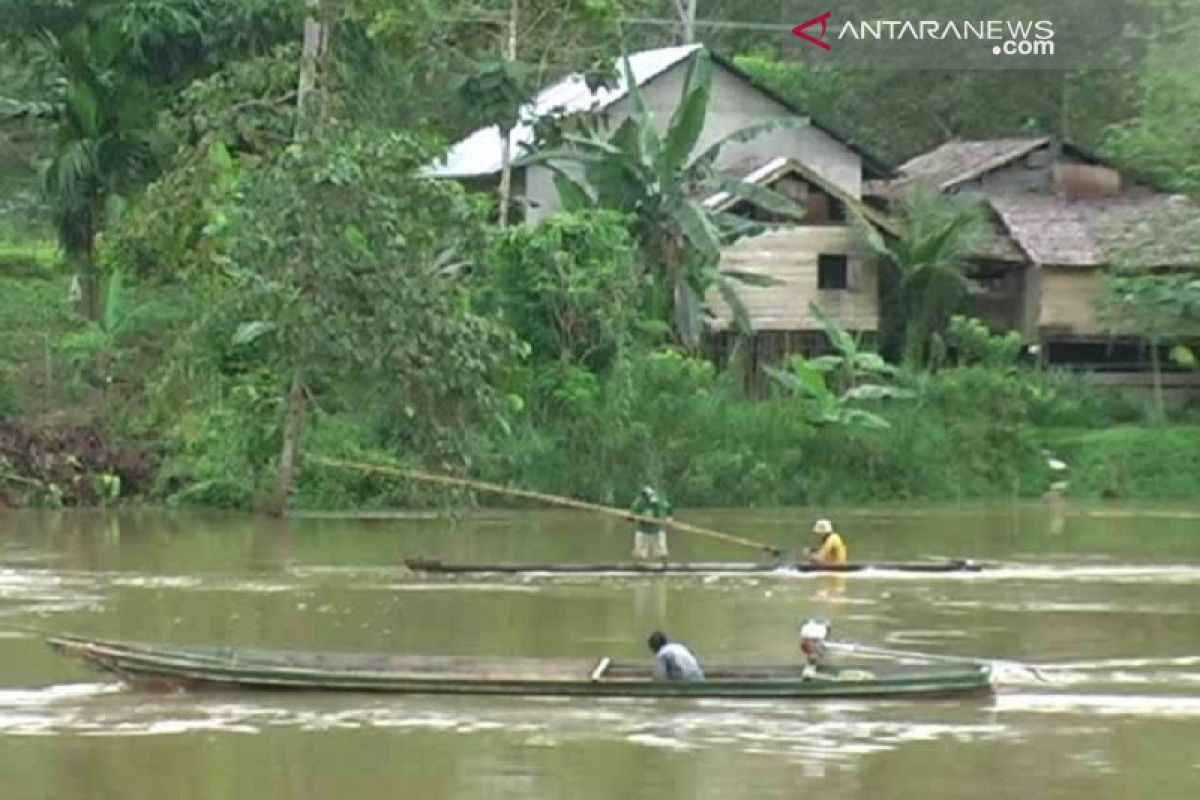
<box><xmin>1038</xmin><ymin>266</ymin><xmax>1105</xmax><ymax>335</ymax></box>
<box><xmin>711</xmin><ymin>227</ymin><xmax>880</xmax><ymax>332</ymax></box>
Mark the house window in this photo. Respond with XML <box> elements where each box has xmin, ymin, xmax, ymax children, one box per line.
<box><xmin>828</xmin><ymin>197</ymin><xmax>846</xmax><ymax>223</ymax></box>
<box><xmin>818</xmin><ymin>254</ymin><xmax>849</xmax><ymax>290</ymax></box>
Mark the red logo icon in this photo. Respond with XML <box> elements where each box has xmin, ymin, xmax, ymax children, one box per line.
<box><xmin>793</xmin><ymin>12</ymin><xmax>832</xmax><ymax>50</ymax></box>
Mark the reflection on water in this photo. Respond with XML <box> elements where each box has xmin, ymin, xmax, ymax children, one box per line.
<box><xmin>1</xmin><ymin>505</ymin><xmax>1199</xmax><ymax>799</ymax></box>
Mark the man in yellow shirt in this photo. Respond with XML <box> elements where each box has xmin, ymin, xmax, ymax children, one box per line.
<box><xmin>808</xmin><ymin>518</ymin><xmax>848</xmax><ymax>565</ymax></box>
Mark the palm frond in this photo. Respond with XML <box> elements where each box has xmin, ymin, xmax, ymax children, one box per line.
<box><xmin>720</xmin><ymin>268</ymin><xmax>781</xmax><ymax>288</ymax></box>
<box><xmin>550</xmin><ymin>166</ymin><xmax>595</xmax><ymax>211</ymax></box>
<box><xmin>692</xmin><ymin>117</ymin><xmax>809</xmax><ymax>169</ymax></box>
<box><xmin>661</xmin><ymin>50</ymin><xmax>712</xmax><ymax>179</ymax></box>
<box><xmin>619</xmin><ymin>54</ymin><xmax>662</xmax><ymax>172</ymax></box>
<box><xmin>0</xmin><ymin>98</ymin><xmax>60</xmax><ymax>121</ymax></box>
<box><xmin>676</xmin><ymin>199</ymin><xmax>722</xmax><ymax>263</ymax></box>
<box><xmin>710</xmin><ymin>177</ymin><xmax>807</xmax><ymax>223</ymax></box>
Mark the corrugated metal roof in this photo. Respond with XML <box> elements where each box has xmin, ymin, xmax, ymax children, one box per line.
<box><xmin>423</xmin><ymin>45</ymin><xmax>702</xmax><ymax>178</ymax></box>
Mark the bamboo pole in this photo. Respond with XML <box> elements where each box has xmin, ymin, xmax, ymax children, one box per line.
<box><xmin>311</xmin><ymin>457</ymin><xmax>781</xmax><ymax>556</ymax></box>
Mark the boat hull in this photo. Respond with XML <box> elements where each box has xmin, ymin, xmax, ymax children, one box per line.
<box><xmin>48</xmin><ymin>636</ymin><xmax>995</xmax><ymax>700</ymax></box>
<box><xmin>404</xmin><ymin>558</ymin><xmax>989</xmax><ymax>576</ymax></box>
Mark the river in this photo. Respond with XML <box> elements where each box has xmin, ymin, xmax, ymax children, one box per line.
<box><xmin>1</xmin><ymin>504</ymin><xmax>1198</xmax><ymax>798</ymax></box>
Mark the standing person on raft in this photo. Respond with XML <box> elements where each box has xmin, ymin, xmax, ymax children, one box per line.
<box><xmin>630</xmin><ymin>484</ymin><xmax>672</xmax><ymax>561</ymax></box>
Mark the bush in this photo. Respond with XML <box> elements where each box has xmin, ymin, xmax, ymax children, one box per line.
<box><xmin>1038</xmin><ymin>425</ymin><xmax>1200</xmax><ymax>500</ymax></box>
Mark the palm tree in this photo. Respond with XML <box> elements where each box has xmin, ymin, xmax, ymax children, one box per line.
<box><xmin>528</xmin><ymin>49</ymin><xmax>806</xmax><ymax>348</ymax></box>
<box><xmin>853</xmin><ymin>185</ymin><xmax>987</xmax><ymax>369</ymax></box>
<box><xmin>43</xmin><ymin>26</ymin><xmax>159</xmax><ymax>320</ymax></box>
<box><xmin>3</xmin><ymin>22</ymin><xmax>160</xmax><ymax>320</ymax></box>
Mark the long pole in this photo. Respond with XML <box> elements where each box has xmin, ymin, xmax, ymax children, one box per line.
<box><xmin>311</xmin><ymin>456</ymin><xmax>780</xmax><ymax>556</ymax></box>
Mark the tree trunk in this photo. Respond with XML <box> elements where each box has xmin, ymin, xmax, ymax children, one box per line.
<box><xmin>78</xmin><ymin>257</ymin><xmax>101</xmax><ymax>322</ymax></box>
<box><xmin>497</xmin><ymin>0</ymin><xmax>519</xmax><ymax>227</ymax></box>
<box><xmin>676</xmin><ymin>0</ymin><xmax>697</xmax><ymax>44</ymax></box>
<box><xmin>271</xmin><ymin>0</ymin><xmax>327</xmax><ymax>517</ymax></box>
<box><xmin>271</xmin><ymin>372</ymin><xmax>306</xmax><ymax>517</ymax></box>
<box><xmin>295</xmin><ymin>0</ymin><xmax>329</xmax><ymax>140</ymax></box>
<box><xmin>77</xmin><ymin>197</ymin><xmax>105</xmax><ymax>321</ymax></box>
<box><xmin>498</xmin><ymin>128</ymin><xmax>514</xmax><ymax>227</ymax></box>
<box><xmin>1151</xmin><ymin>338</ymin><xmax>1165</xmax><ymax>422</ymax></box>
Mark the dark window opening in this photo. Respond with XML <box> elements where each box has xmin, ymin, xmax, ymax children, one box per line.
<box><xmin>827</xmin><ymin>196</ymin><xmax>846</xmax><ymax>222</ymax></box>
<box><xmin>818</xmin><ymin>254</ymin><xmax>849</xmax><ymax>290</ymax></box>
<box><xmin>724</xmin><ymin>175</ymin><xmax>848</xmax><ymax>226</ymax></box>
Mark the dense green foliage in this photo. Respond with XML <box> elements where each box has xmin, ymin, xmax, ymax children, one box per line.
<box><xmin>2</xmin><ymin>0</ymin><xmax>1199</xmax><ymax>510</ymax></box>
<box><xmin>536</xmin><ymin>50</ymin><xmax>805</xmax><ymax>346</ymax></box>
<box><xmin>855</xmin><ymin>187</ymin><xmax>989</xmax><ymax>367</ymax></box>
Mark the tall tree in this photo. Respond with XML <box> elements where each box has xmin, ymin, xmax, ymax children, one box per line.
<box><xmin>1103</xmin><ymin>16</ymin><xmax>1200</xmax><ymax>195</ymax></box>
<box><xmin>217</xmin><ymin>130</ymin><xmax>513</xmax><ymax>514</ymax></box>
<box><xmin>0</xmin><ymin>0</ymin><xmax>302</xmax><ymax>318</ymax></box>
<box><xmin>2</xmin><ymin>21</ymin><xmax>160</xmax><ymax>320</ymax></box>
<box><xmin>449</xmin><ymin>0</ymin><xmax>628</xmax><ymax>225</ymax></box>
<box><xmin>1100</xmin><ymin>273</ymin><xmax>1200</xmax><ymax>420</ymax></box>
<box><xmin>273</xmin><ymin>0</ymin><xmax>331</xmax><ymax>516</ymax></box>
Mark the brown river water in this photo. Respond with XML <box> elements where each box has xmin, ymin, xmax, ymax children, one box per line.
<box><xmin>1</xmin><ymin>504</ymin><xmax>1198</xmax><ymax>799</ymax></box>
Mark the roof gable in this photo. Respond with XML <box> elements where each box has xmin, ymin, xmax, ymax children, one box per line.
<box><xmin>892</xmin><ymin>137</ymin><xmax>1052</xmax><ymax>194</ymax></box>
<box><xmin>425</xmin><ymin>45</ymin><xmax>701</xmax><ymax>179</ymax></box>
<box><xmin>424</xmin><ymin>45</ymin><xmax>892</xmax><ymax>180</ymax></box>
<box><xmin>704</xmin><ymin>156</ymin><xmax>897</xmax><ymax>234</ymax></box>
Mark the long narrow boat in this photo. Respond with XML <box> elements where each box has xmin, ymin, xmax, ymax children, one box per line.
<box><xmin>48</xmin><ymin>635</ymin><xmax>994</xmax><ymax>700</ymax></box>
<box><xmin>404</xmin><ymin>558</ymin><xmax>991</xmax><ymax>576</ymax></box>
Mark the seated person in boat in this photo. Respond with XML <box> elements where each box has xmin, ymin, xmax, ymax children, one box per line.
<box><xmin>647</xmin><ymin>631</ymin><xmax>704</xmax><ymax>681</ymax></box>
<box><xmin>807</xmin><ymin>518</ymin><xmax>848</xmax><ymax>565</ymax></box>
<box><xmin>630</xmin><ymin>485</ymin><xmax>672</xmax><ymax>561</ymax></box>
<box><xmin>798</xmin><ymin>618</ymin><xmax>831</xmax><ymax>679</ymax></box>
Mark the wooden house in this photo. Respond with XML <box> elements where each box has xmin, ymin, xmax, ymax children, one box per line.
<box><xmin>703</xmin><ymin>156</ymin><xmax>897</xmax><ymax>378</ymax></box>
<box><xmin>426</xmin><ymin>45</ymin><xmax>895</xmax><ymax>357</ymax></box>
<box><xmin>873</xmin><ymin>137</ymin><xmax>1200</xmax><ymax>397</ymax></box>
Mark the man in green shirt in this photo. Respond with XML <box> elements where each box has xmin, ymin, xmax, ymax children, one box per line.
<box><xmin>630</xmin><ymin>484</ymin><xmax>672</xmax><ymax>560</ymax></box>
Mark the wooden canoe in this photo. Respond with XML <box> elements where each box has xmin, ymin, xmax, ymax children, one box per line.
<box><xmin>404</xmin><ymin>558</ymin><xmax>990</xmax><ymax>576</ymax></box>
<box><xmin>47</xmin><ymin>635</ymin><xmax>994</xmax><ymax>700</ymax></box>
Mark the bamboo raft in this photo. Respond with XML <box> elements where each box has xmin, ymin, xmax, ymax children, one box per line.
<box><xmin>48</xmin><ymin>635</ymin><xmax>994</xmax><ymax>699</ymax></box>
<box><xmin>404</xmin><ymin>558</ymin><xmax>990</xmax><ymax>576</ymax></box>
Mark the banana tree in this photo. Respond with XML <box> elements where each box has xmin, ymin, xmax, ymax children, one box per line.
<box><xmin>766</xmin><ymin>302</ymin><xmax>912</xmax><ymax>430</ymax></box>
<box><xmin>526</xmin><ymin>49</ymin><xmax>807</xmax><ymax>348</ymax></box>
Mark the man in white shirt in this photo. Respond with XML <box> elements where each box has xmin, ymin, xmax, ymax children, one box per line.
<box><xmin>647</xmin><ymin>631</ymin><xmax>704</xmax><ymax>681</ymax></box>
<box><xmin>799</xmin><ymin>618</ymin><xmax>831</xmax><ymax>679</ymax></box>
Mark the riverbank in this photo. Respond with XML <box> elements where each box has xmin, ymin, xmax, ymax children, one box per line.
<box><xmin>3</xmin><ymin>269</ymin><xmax>1199</xmax><ymax>510</ymax></box>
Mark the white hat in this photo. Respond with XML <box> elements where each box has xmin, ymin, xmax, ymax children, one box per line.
<box><xmin>799</xmin><ymin>619</ymin><xmax>829</xmax><ymax>640</ymax></box>
<box><xmin>812</xmin><ymin>519</ymin><xmax>833</xmax><ymax>535</ymax></box>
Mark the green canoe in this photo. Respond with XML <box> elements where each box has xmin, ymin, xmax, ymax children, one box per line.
<box><xmin>48</xmin><ymin>634</ymin><xmax>995</xmax><ymax>700</ymax></box>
